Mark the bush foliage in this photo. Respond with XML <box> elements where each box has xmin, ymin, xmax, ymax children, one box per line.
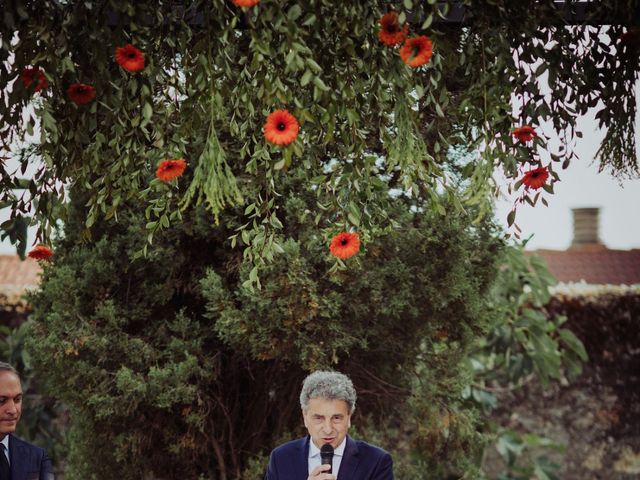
<box><xmin>27</xmin><ymin>186</ymin><xmax>502</xmax><ymax>479</ymax></box>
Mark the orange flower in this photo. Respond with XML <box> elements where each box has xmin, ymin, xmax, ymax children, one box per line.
<box><xmin>67</xmin><ymin>83</ymin><xmax>96</xmax><ymax>105</ymax></box>
<box><xmin>115</xmin><ymin>44</ymin><xmax>145</xmax><ymax>72</ymax></box>
<box><xmin>231</xmin><ymin>0</ymin><xmax>259</xmax><ymax>6</ymax></box>
<box><xmin>21</xmin><ymin>67</ymin><xmax>48</xmax><ymax>92</ymax></box>
<box><xmin>329</xmin><ymin>232</ymin><xmax>361</xmax><ymax>260</ymax></box>
<box><xmin>156</xmin><ymin>158</ymin><xmax>187</xmax><ymax>182</ymax></box>
<box><xmin>512</xmin><ymin>125</ymin><xmax>537</xmax><ymax>142</ymax></box>
<box><xmin>522</xmin><ymin>166</ymin><xmax>549</xmax><ymax>190</ymax></box>
<box><xmin>264</xmin><ymin>110</ymin><xmax>300</xmax><ymax>146</ymax></box>
<box><xmin>28</xmin><ymin>245</ymin><xmax>54</xmax><ymax>261</ymax></box>
<box><xmin>378</xmin><ymin>12</ymin><xmax>408</xmax><ymax>46</ymax></box>
<box><xmin>399</xmin><ymin>35</ymin><xmax>433</xmax><ymax>68</ymax></box>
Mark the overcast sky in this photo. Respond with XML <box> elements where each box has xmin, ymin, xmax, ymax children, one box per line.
<box><xmin>494</xmin><ymin>103</ymin><xmax>640</xmax><ymax>251</ymax></box>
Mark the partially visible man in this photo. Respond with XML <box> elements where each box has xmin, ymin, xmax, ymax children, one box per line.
<box><xmin>0</xmin><ymin>362</ymin><xmax>54</xmax><ymax>480</ymax></box>
<box><xmin>265</xmin><ymin>370</ymin><xmax>393</xmax><ymax>480</ymax></box>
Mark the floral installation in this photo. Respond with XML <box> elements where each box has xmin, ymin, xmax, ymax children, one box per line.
<box><xmin>231</xmin><ymin>0</ymin><xmax>260</xmax><ymax>7</ymax></box>
<box><xmin>329</xmin><ymin>232</ymin><xmax>361</xmax><ymax>260</ymax></box>
<box><xmin>156</xmin><ymin>158</ymin><xmax>187</xmax><ymax>182</ymax></box>
<box><xmin>264</xmin><ymin>109</ymin><xmax>300</xmax><ymax>146</ymax></box>
<box><xmin>28</xmin><ymin>245</ymin><xmax>54</xmax><ymax>261</ymax></box>
<box><xmin>399</xmin><ymin>35</ymin><xmax>433</xmax><ymax>68</ymax></box>
<box><xmin>521</xmin><ymin>165</ymin><xmax>549</xmax><ymax>190</ymax></box>
<box><xmin>512</xmin><ymin>125</ymin><xmax>537</xmax><ymax>142</ymax></box>
<box><xmin>67</xmin><ymin>83</ymin><xmax>96</xmax><ymax>105</ymax></box>
<box><xmin>21</xmin><ymin>67</ymin><xmax>48</xmax><ymax>92</ymax></box>
<box><xmin>378</xmin><ymin>12</ymin><xmax>408</xmax><ymax>46</ymax></box>
<box><xmin>115</xmin><ymin>44</ymin><xmax>145</xmax><ymax>72</ymax></box>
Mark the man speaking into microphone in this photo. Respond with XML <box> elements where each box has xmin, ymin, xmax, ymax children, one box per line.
<box><xmin>264</xmin><ymin>371</ymin><xmax>394</xmax><ymax>480</ymax></box>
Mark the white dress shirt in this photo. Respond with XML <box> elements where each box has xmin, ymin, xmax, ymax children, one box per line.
<box><xmin>308</xmin><ymin>438</ymin><xmax>346</xmax><ymax>478</ymax></box>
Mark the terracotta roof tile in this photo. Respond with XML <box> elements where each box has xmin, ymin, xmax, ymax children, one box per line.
<box><xmin>0</xmin><ymin>255</ymin><xmax>43</xmax><ymax>288</ymax></box>
<box><xmin>531</xmin><ymin>247</ymin><xmax>640</xmax><ymax>285</ymax></box>
<box><xmin>0</xmin><ymin>255</ymin><xmax>43</xmax><ymax>306</ymax></box>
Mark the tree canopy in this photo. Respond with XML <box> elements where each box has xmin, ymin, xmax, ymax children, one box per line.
<box><xmin>1</xmin><ymin>0</ymin><xmax>638</xmax><ymax>262</ymax></box>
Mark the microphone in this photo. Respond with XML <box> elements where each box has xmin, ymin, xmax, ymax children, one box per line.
<box><xmin>320</xmin><ymin>443</ymin><xmax>334</xmax><ymax>474</ymax></box>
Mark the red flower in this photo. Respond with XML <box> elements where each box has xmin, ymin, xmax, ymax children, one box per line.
<box><xmin>115</xmin><ymin>44</ymin><xmax>145</xmax><ymax>72</ymax></box>
<box><xmin>21</xmin><ymin>67</ymin><xmax>48</xmax><ymax>92</ymax></box>
<box><xmin>264</xmin><ymin>110</ymin><xmax>300</xmax><ymax>146</ymax></box>
<box><xmin>329</xmin><ymin>232</ymin><xmax>361</xmax><ymax>260</ymax></box>
<box><xmin>231</xmin><ymin>0</ymin><xmax>259</xmax><ymax>6</ymax></box>
<box><xmin>156</xmin><ymin>158</ymin><xmax>187</xmax><ymax>182</ymax></box>
<box><xmin>378</xmin><ymin>12</ymin><xmax>408</xmax><ymax>46</ymax></box>
<box><xmin>399</xmin><ymin>35</ymin><xmax>433</xmax><ymax>68</ymax></box>
<box><xmin>522</xmin><ymin>166</ymin><xmax>549</xmax><ymax>190</ymax></box>
<box><xmin>28</xmin><ymin>245</ymin><xmax>54</xmax><ymax>261</ymax></box>
<box><xmin>67</xmin><ymin>83</ymin><xmax>96</xmax><ymax>105</ymax></box>
<box><xmin>619</xmin><ymin>29</ymin><xmax>640</xmax><ymax>49</ymax></box>
<box><xmin>512</xmin><ymin>125</ymin><xmax>537</xmax><ymax>142</ymax></box>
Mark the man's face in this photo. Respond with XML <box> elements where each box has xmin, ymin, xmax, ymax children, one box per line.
<box><xmin>303</xmin><ymin>397</ymin><xmax>351</xmax><ymax>450</ymax></box>
<box><xmin>0</xmin><ymin>371</ymin><xmax>22</xmax><ymax>438</ymax></box>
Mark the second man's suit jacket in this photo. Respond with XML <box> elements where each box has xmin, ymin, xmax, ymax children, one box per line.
<box><xmin>8</xmin><ymin>434</ymin><xmax>54</xmax><ymax>480</ymax></box>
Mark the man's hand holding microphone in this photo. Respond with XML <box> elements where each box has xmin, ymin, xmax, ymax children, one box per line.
<box><xmin>307</xmin><ymin>444</ymin><xmax>335</xmax><ymax>479</ymax></box>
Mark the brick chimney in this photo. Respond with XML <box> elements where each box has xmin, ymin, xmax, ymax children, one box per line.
<box><xmin>571</xmin><ymin>207</ymin><xmax>602</xmax><ymax>247</ymax></box>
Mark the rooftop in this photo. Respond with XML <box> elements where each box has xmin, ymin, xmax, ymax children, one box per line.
<box><xmin>0</xmin><ymin>255</ymin><xmax>42</xmax><ymax>305</ymax></box>
<box><xmin>533</xmin><ymin>245</ymin><xmax>640</xmax><ymax>285</ymax></box>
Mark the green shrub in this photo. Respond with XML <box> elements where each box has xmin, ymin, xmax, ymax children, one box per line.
<box><xmin>26</xmin><ymin>187</ymin><xmax>502</xmax><ymax>479</ymax></box>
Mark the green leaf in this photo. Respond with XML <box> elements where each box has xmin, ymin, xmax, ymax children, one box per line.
<box><xmin>142</xmin><ymin>102</ymin><xmax>153</xmax><ymax>121</ymax></box>
<box><xmin>535</xmin><ymin>63</ymin><xmax>548</xmax><ymax>77</ymax></box>
<box><xmin>558</xmin><ymin>329</ymin><xmax>588</xmax><ymax>361</ymax></box>
<box><xmin>347</xmin><ymin>200</ymin><xmax>361</xmax><ymax>226</ymax></box>
<box><xmin>534</xmin><ymin>456</ymin><xmax>560</xmax><ymax>480</ymax></box>
<box><xmin>300</xmin><ymin>69</ymin><xmax>313</xmax><ymax>87</ymax></box>
<box><xmin>422</xmin><ymin>13</ymin><xmax>433</xmax><ymax>29</ymax></box>
<box><xmin>249</xmin><ymin>266</ymin><xmax>259</xmax><ymax>283</ymax></box>
<box><xmin>313</xmin><ymin>77</ymin><xmax>330</xmax><ymax>91</ymax></box>
<box><xmin>302</xmin><ymin>14</ymin><xmax>317</xmax><ymax>26</ymax></box>
<box><xmin>288</xmin><ymin>4</ymin><xmax>302</xmax><ymax>21</ymax></box>
<box><xmin>269</xmin><ymin>213</ymin><xmax>283</xmax><ymax>229</ymax></box>
<box><xmin>306</xmin><ymin>58</ymin><xmax>322</xmax><ymax>74</ymax></box>
<box><xmin>274</xmin><ymin>158</ymin><xmax>286</xmax><ymax>170</ymax></box>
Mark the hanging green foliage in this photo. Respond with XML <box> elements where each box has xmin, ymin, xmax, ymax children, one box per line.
<box><xmin>1</xmin><ymin>0</ymin><xmax>637</xmax><ymax>262</ymax></box>
<box><xmin>180</xmin><ymin>104</ymin><xmax>244</xmax><ymax>223</ymax></box>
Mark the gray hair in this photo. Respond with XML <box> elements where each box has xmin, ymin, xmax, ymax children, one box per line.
<box><xmin>0</xmin><ymin>362</ymin><xmax>19</xmax><ymax>378</ymax></box>
<box><xmin>300</xmin><ymin>370</ymin><xmax>357</xmax><ymax>414</ymax></box>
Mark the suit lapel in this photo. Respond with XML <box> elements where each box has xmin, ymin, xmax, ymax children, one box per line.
<box><xmin>295</xmin><ymin>436</ymin><xmax>310</xmax><ymax>477</ymax></box>
<box><xmin>337</xmin><ymin>436</ymin><xmax>359</xmax><ymax>479</ymax></box>
<box><xmin>9</xmin><ymin>435</ymin><xmax>27</xmax><ymax>480</ymax></box>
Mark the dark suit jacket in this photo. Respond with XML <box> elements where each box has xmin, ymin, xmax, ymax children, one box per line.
<box><xmin>8</xmin><ymin>435</ymin><xmax>54</xmax><ymax>480</ymax></box>
<box><xmin>264</xmin><ymin>435</ymin><xmax>393</xmax><ymax>480</ymax></box>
